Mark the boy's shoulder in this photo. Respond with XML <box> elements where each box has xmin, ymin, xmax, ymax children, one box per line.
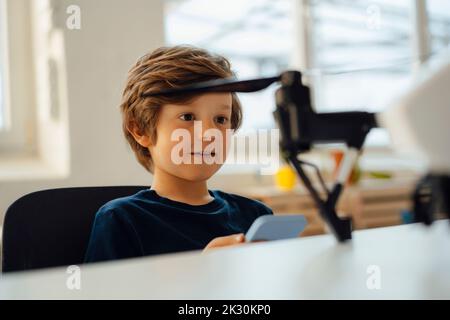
<box><xmin>94</xmin><ymin>189</ymin><xmax>152</xmax><ymax>218</ymax></box>
<box><xmin>212</xmin><ymin>189</ymin><xmax>273</xmax><ymax>215</ymax></box>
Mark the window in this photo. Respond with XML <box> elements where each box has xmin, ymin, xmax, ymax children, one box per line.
<box><xmin>308</xmin><ymin>0</ymin><xmax>414</xmax><ymax>111</ymax></box>
<box><xmin>0</xmin><ymin>0</ymin><xmax>36</xmax><ymax>155</ymax></box>
<box><xmin>165</xmin><ymin>0</ymin><xmax>445</xmax><ymax>149</ymax></box>
<box><xmin>427</xmin><ymin>0</ymin><xmax>450</xmax><ymax>52</ymax></box>
<box><xmin>164</xmin><ymin>0</ymin><xmax>295</xmax><ymax>131</ymax></box>
<box><xmin>0</xmin><ymin>0</ymin><xmax>7</xmax><ymax>131</ymax></box>
<box><xmin>306</xmin><ymin>0</ymin><xmax>418</xmax><ymax>146</ymax></box>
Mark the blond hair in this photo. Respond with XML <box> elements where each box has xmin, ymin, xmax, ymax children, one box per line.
<box><xmin>120</xmin><ymin>45</ymin><xmax>242</xmax><ymax>173</ymax></box>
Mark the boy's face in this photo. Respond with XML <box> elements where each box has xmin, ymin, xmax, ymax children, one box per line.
<box><xmin>147</xmin><ymin>93</ymin><xmax>233</xmax><ymax>181</ymax></box>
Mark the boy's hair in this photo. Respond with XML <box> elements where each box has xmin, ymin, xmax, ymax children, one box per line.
<box><xmin>120</xmin><ymin>45</ymin><xmax>243</xmax><ymax>173</ymax></box>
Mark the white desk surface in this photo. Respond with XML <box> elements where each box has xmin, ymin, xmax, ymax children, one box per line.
<box><xmin>1</xmin><ymin>221</ymin><xmax>449</xmax><ymax>299</ymax></box>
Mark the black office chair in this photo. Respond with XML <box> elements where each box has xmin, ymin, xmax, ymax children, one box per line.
<box><xmin>1</xmin><ymin>186</ymin><xmax>148</xmax><ymax>273</ymax></box>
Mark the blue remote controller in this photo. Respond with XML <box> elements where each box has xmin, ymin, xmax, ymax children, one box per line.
<box><xmin>245</xmin><ymin>214</ymin><xmax>308</xmax><ymax>242</ymax></box>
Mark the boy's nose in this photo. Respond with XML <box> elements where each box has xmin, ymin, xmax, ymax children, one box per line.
<box><xmin>194</xmin><ymin>120</ymin><xmax>218</xmax><ymax>141</ymax></box>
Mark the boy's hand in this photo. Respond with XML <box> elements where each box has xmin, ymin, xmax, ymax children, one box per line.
<box><xmin>202</xmin><ymin>233</ymin><xmax>246</xmax><ymax>253</ymax></box>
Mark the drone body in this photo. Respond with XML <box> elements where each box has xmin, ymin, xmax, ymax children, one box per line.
<box><xmin>380</xmin><ymin>54</ymin><xmax>450</xmax><ymax>225</ymax></box>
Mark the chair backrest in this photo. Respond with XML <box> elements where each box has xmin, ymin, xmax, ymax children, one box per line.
<box><xmin>2</xmin><ymin>186</ymin><xmax>148</xmax><ymax>273</ymax></box>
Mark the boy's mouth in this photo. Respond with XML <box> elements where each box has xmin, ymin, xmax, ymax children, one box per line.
<box><xmin>190</xmin><ymin>152</ymin><xmax>216</xmax><ymax>157</ymax></box>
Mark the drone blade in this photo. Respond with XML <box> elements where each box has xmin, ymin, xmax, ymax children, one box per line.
<box><xmin>141</xmin><ymin>75</ymin><xmax>281</xmax><ymax>97</ymax></box>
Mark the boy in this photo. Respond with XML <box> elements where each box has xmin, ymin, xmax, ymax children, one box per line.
<box><xmin>84</xmin><ymin>45</ymin><xmax>273</xmax><ymax>263</ymax></box>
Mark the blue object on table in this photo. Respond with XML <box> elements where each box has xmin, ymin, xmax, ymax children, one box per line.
<box><xmin>401</xmin><ymin>209</ymin><xmax>414</xmax><ymax>224</ymax></box>
<box><xmin>246</xmin><ymin>214</ymin><xmax>308</xmax><ymax>242</ymax></box>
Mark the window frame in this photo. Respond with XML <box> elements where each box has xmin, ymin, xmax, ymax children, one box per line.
<box><xmin>0</xmin><ymin>0</ymin><xmax>10</xmax><ymax>133</ymax></box>
<box><xmin>0</xmin><ymin>0</ymin><xmax>36</xmax><ymax>155</ymax></box>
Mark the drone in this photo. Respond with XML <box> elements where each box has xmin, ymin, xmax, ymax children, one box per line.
<box><xmin>142</xmin><ymin>58</ymin><xmax>450</xmax><ymax>242</ymax></box>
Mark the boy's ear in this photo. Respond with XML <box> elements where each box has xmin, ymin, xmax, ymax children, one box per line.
<box><xmin>127</xmin><ymin>121</ymin><xmax>152</xmax><ymax>148</ymax></box>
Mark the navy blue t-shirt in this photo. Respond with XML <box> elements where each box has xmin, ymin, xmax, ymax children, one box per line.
<box><xmin>84</xmin><ymin>188</ymin><xmax>273</xmax><ymax>263</ymax></box>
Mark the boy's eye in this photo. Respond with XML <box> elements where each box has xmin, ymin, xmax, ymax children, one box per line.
<box><xmin>179</xmin><ymin>113</ymin><xmax>195</xmax><ymax>121</ymax></box>
<box><xmin>215</xmin><ymin>116</ymin><xmax>229</xmax><ymax>125</ymax></box>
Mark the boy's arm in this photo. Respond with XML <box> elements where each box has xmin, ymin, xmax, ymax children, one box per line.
<box><xmin>202</xmin><ymin>233</ymin><xmax>246</xmax><ymax>252</ymax></box>
<box><xmin>203</xmin><ymin>200</ymin><xmax>273</xmax><ymax>252</ymax></box>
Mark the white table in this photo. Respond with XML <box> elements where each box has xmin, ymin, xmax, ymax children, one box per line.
<box><xmin>1</xmin><ymin>221</ymin><xmax>449</xmax><ymax>299</ymax></box>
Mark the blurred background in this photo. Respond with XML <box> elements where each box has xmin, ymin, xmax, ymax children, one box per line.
<box><xmin>1</xmin><ymin>0</ymin><xmax>449</xmax><ymax>238</ymax></box>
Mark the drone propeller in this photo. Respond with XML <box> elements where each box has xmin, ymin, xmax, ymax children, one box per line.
<box><xmin>141</xmin><ymin>75</ymin><xmax>281</xmax><ymax>97</ymax></box>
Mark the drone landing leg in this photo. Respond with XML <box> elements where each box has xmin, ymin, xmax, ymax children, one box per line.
<box><xmin>288</xmin><ymin>147</ymin><xmax>360</xmax><ymax>242</ymax></box>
